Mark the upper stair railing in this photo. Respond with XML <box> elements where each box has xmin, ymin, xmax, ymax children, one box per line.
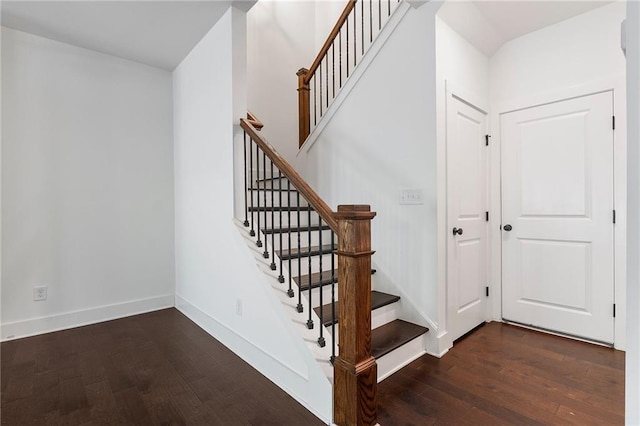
<box><xmin>240</xmin><ymin>116</ymin><xmax>378</xmax><ymax>425</ymax></box>
<box><xmin>297</xmin><ymin>0</ymin><xmax>402</xmax><ymax>147</ymax></box>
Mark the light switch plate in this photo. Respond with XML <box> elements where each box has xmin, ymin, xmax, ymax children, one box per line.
<box><xmin>399</xmin><ymin>189</ymin><xmax>423</xmax><ymax>205</ymax></box>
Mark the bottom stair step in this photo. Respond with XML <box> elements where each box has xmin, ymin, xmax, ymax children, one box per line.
<box><xmin>371</xmin><ymin>320</ymin><xmax>429</xmax><ymax>359</ymax></box>
<box><xmin>314</xmin><ymin>291</ymin><xmax>400</xmax><ymax>327</ymax></box>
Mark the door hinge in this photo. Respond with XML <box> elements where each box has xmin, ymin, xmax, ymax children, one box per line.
<box><xmin>612</xmin><ymin>116</ymin><xmax>616</xmax><ymax>130</ymax></box>
<box><xmin>485</xmin><ymin>134</ymin><xmax>491</xmax><ymax>146</ymax></box>
<box><xmin>485</xmin><ymin>211</ymin><xmax>489</xmax><ymax>222</ymax></box>
<box><xmin>613</xmin><ymin>209</ymin><xmax>616</xmax><ymax>224</ymax></box>
<box><xmin>486</xmin><ymin>286</ymin><xmax>489</xmax><ymax>297</ymax></box>
<box><xmin>613</xmin><ymin>303</ymin><xmax>616</xmax><ymax>318</ymax></box>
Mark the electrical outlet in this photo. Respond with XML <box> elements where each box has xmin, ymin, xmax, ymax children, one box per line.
<box><xmin>236</xmin><ymin>299</ymin><xmax>243</xmax><ymax>316</ymax></box>
<box><xmin>399</xmin><ymin>189</ymin><xmax>424</xmax><ymax>205</ymax></box>
<box><xmin>33</xmin><ymin>286</ymin><xmax>47</xmax><ymax>301</ymax></box>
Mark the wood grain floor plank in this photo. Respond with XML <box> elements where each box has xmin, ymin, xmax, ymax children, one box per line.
<box><xmin>1</xmin><ymin>308</ymin><xmax>324</xmax><ymax>425</ymax></box>
<box><xmin>379</xmin><ymin>322</ymin><xmax>624</xmax><ymax>425</ymax></box>
<box><xmin>2</xmin><ymin>312</ymin><xmax>624</xmax><ymax>425</ymax></box>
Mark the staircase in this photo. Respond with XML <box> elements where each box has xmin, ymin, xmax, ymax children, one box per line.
<box><xmin>238</xmin><ymin>2</ymin><xmax>422</xmax><ymax>424</ymax></box>
<box><xmin>238</xmin><ymin>115</ymin><xmax>428</xmax><ymax>425</ymax></box>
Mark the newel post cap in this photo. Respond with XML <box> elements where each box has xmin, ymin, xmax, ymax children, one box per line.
<box><xmin>334</xmin><ymin>204</ymin><xmax>377</xmax><ymax>220</ymax></box>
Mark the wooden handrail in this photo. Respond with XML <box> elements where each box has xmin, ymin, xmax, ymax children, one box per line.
<box><xmin>297</xmin><ymin>0</ymin><xmax>401</xmax><ymax>147</ymax></box>
<box><xmin>240</xmin><ymin>118</ymin><xmax>338</xmax><ymax>232</ymax></box>
<box><xmin>246</xmin><ymin>111</ymin><xmax>264</xmax><ymax>130</ymax></box>
<box><xmin>305</xmin><ymin>0</ymin><xmax>356</xmax><ymax>85</ymax></box>
<box><xmin>241</xmin><ymin>114</ymin><xmax>377</xmax><ymax>425</ymax></box>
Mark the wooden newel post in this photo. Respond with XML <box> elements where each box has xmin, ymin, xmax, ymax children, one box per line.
<box><xmin>297</xmin><ymin>68</ymin><xmax>311</xmax><ymax>148</ymax></box>
<box><xmin>333</xmin><ymin>205</ymin><xmax>377</xmax><ymax>426</ymax></box>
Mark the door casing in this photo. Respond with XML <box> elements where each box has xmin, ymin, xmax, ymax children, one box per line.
<box><xmin>487</xmin><ymin>77</ymin><xmax>627</xmax><ymax>349</ymax></box>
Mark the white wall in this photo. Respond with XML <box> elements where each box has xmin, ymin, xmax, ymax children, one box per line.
<box><xmin>314</xmin><ymin>0</ymin><xmax>345</xmax><ymax>52</ymax></box>
<box><xmin>1</xmin><ymin>27</ymin><xmax>175</xmax><ymax>339</ymax></box>
<box><xmin>490</xmin><ymin>2</ymin><xmax>626</xmax><ymax>105</ymax></box>
<box><xmin>247</xmin><ymin>0</ymin><xmax>317</xmax><ymax>162</ymax></box>
<box><xmin>435</xmin><ymin>15</ymin><xmax>490</xmax><ymax>349</ymax></box>
<box><xmin>626</xmin><ymin>1</ymin><xmax>640</xmax><ymax>423</ymax></box>
<box><xmin>173</xmin><ymin>7</ymin><xmax>331</xmax><ymax>423</ymax></box>
<box><xmin>296</xmin><ymin>1</ymin><xmax>446</xmax><ymax>355</ymax></box>
<box><xmin>247</xmin><ymin>0</ymin><xmax>352</xmax><ymax>163</ymax></box>
<box><xmin>489</xmin><ymin>2</ymin><xmax>628</xmax><ymax>348</ymax></box>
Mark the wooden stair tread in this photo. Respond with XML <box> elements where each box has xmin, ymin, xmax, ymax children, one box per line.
<box><xmin>255</xmin><ymin>176</ymin><xmax>287</xmax><ymax>183</ymax></box>
<box><xmin>293</xmin><ymin>270</ymin><xmax>337</xmax><ymax>290</ymax></box>
<box><xmin>371</xmin><ymin>320</ymin><xmax>429</xmax><ymax>359</ymax></box>
<box><xmin>263</xmin><ymin>224</ymin><xmax>331</xmax><ymax>234</ymax></box>
<box><xmin>293</xmin><ymin>269</ymin><xmax>376</xmax><ymax>291</ymax></box>
<box><xmin>277</xmin><ymin>244</ymin><xmax>336</xmax><ymax>260</ymax></box>
<box><xmin>248</xmin><ymin>206</ymin><xmax>312</xmax><ymax>212</ymax></box>
<box><xmin>313</xmin><ymin>291</ymin><xmax>400</xmax><ymax>327</ymax></box>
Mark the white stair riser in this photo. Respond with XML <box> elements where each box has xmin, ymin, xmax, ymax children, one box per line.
<box><xmin>376</xmin><ymin>334</ymin><xmax>428</xmax><ymax>383</ymax></box>
<box><xmin>312</xmin><ymin>327</ymin><xmax>427</xmax><ymax>383</ymax></box>
<box><xmin>247</xmin><ymin>211</ymin><xmax>321</xmax><ymax>229</ymax></box>
<box><xmin>325</xmin><ymin>303</ymin><xmax>399</xmax><ymax>345</ymax></box>
<box><xmin>294</xmin><ymin>283</ymin><xmax>336</xmax><ymax>310</ymax></box>
<box><xmin>263</xmin><ymin>230</ymin><xmax>334</xmax><ymax>252</ymax></box>
<box><xmin>249</xmin><ymin>191</ymin><xmax>307</xmax><ymax>208</ymax></box>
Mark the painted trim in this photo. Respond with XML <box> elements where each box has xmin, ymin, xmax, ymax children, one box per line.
<box><xmin>1</xmin><ymin>294</ymin><xmax>175</xmax><ymax>341</ymax></box>
<box><xmin>378</xmin><ymin>349</ymin><xmax>427</xmax><ymax>382</ymax></box>
<box><xmin>490</xmin><ymin>75</ymin><xmax>627</xmax><ymax>350</ymax></box>
<box><xmin>175</xmin><ymin>294</ymin><xmax>331</xmax><ymax>424</ymax></box>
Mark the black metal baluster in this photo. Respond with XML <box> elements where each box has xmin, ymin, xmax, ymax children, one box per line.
<box><xmin>378</xmin><ymin>0</ymin><xmax>382</xmax><ymax>30</ymax></box>
<box><xmin>278</xmin><ymin>171</ymin><xmax>284</xmax><ymax>283</ymax></box>
<box><xmin>354</xmin><ymin>2</ymin><xmax>358</xmax><ymax>67</ymax></box>
<box><xmin>313</xmin><ymin>75</ymin><xmax>317</xmax><ymax>126</ymax></box>
<box><xmin>361</xmin><ymin>0</ymin><xmax>365</xmax><ymax>56</ymax></box>
<box><xmin>325</xmin><ymin>56</ymin><xmax>329</xmax><ymax>109</ymax></box>
<box><xmin>255</xmin><ymin>147</ymin><xmax>262</xmax><ymax>247</ymax></box>
<box><xmin>319</xmin><ymin>59</ymin><xmax>323</xmax><ymax>117</ymax></box>
<box><xmin>370</xmin><ymin>0</ymin><xmax>373</xmax><ymax>42</ymax></box>
<box><xmin>307</xmin><ymin>206</ymin><xmax>313</xmax><ymax>329</ymax></box>
<box><xmin>296</xmin><ymin>192</ymin><xmax>303</xmax><ymax>313</ymax></box>
<box><xmin>269</xmin><ymin>160</ymin><xmax>276</xmax><ymax>267</ymax></box>
<box><xmin>249</xmin><ymin>138</ymin><xmax>255</xmax><ymax>237</ymax></box>
<box><xmin>262</xmin><ymin>152</ymin><xmax>269</xmax><ymax>257</ymax></box>
<box><xmin>317</xmin><ymin>217</ymin><xmax>325</xmax><ymax>347</ymax></box>
<box><xmin>339</xmin><ymin>30</ymin><xmax>343</xmax><ymax>86</ymax></box>
<box><xmin>346</xmin><ymin>16</ymin><xmax>350</xmax><ymax>78</ymax></box>
<box><xmin>287</xmin><ymin>180</ymin><xmax>294</xmax><ymax>297</ymax></box>
<box><xmin>243</xmin><ymin>133</ymin><xmax>249</xmax><ymax>227</ymax></box>
<box><xmin>388</xmin><ymin>0</ymin><xmax>391</xmax><ymax>17</ymax></box>
<box><xmin>332</xmin><ymin>42</ymin><xmax>336</xmax><ymax>99</ymax></box>
<box><xmin>330</xmin><ymin>231</ymin><xmax>336</xmax><ymax>363</ymax></box>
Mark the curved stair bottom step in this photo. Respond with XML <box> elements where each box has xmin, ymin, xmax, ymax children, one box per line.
<box><xmin>327</xmin><ymin>320</ymin><xmax>429</xmax><ymax>382</ymax></box>
<box><xmin>373</xmin><ymin>320</ymin><xmax>429</xmax><ymax>382</ymax></box>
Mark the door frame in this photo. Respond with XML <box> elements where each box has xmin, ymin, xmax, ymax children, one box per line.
<box><xmin>444</xmin><ymin>80</ymin><xmax>492</xmax><ymax>345</ymax></box>
<box><xmin>489</xmin><ymin>75</ymin><xmax>627</xmax><ymax>349</ymax></box>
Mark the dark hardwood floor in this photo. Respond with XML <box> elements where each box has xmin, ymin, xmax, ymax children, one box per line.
<box><xmin>1</xmin><ymin>308</ymin><xmax>325</xmax><ymax>425</ymax></box>
<box><xmin>2</xmin><ymin>311</ymin><xmax>624</xmax><ymax>425</ymax></box>
<box><xmin>378</xmin><ymin>322</ymin><xmax>625</xmax><ymax>425</ymax></box>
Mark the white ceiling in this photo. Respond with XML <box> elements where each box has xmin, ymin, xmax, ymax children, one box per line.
<box><xmin>0</xmin><ymin>1</ymin><xmax>256</xmax><ymax>71</ymax></box>
<box><xmin>437</xmin><ymin>1</ymin><xmax>615</xmax><ymax>56</ymax></box>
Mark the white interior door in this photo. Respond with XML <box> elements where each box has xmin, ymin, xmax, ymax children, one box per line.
<box><xmin>501</xmin><ymin>91</ymin><xmax>614</xmax><ymax>344</ymax></box>
<box><xmin>447</xmin><ymin>92</ymin><xmax>488</xmax><ymax>342</ymax></box>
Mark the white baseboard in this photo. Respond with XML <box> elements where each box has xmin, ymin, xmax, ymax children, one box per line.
<box><xmin>1</xmin><ymin>294</ymin><xmax>175</xmax><ymax>341</ymax></box>
<box><xmin>174</xmin><ymin>294</ymin><xmax>332</xmax><ymax>425</ymax></box>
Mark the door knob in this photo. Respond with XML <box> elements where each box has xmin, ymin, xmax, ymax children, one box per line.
<box><xmin>452</xmin><ymin>227</ymin><xmax>463</xmax><ymax>236</ymax></box>
<box><xmin>503</xmin><ymin>224</ymin><xmax>513</xmax><ymax>232</ymax></box>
